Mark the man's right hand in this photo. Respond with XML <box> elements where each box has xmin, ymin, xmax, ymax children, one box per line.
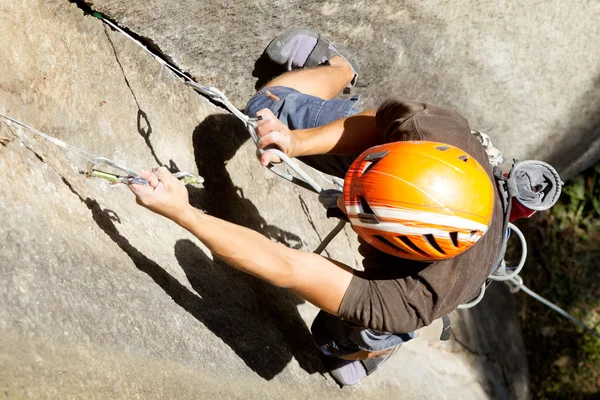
<box><xmin>255</xmin><ymin>108</ymin><xmax>298</xmax><ymax>166</ymax></box>
<box><xmin>128</xmin><ymin>167</ymin><xmax>193</xmax><ymax>225</ymax></box>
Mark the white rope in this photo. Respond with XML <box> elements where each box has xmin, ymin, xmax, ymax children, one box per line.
<box><xmin>0</xmin><ymin>112</ymin><xmax>144</xmax><ymax>178</ymax></box>
<box><xmin>0</xmin><ymin>113</ymin><xmax>98</xmax><ymax>163</ymax></box>
<box><xmin>457</xmin><ymin>223</ymin><xmax>528</xmax><ymax>310</ymax></box>
<box><xmin>456</xmin><ymin>283</ymin><xmax>487</xmax><ymax>309</ymax></box>
<box><xmin>488</xmin><ymin>223</ymin><xmax>527</xmax><ymax>281</ymax></box>
<box><xmin>455</xmin><ymin>211</ymin><xmax>600</xmax><ymax>339</ymax></box>
<box><xmin>458</xmin><ymin>222</ymin><xmax>525</xmax><ymax>309</ymax></box>
<box><xmin>509</xmin><ymin>276</ymin><xmax>600</xmax><ymax>339</ymax></box>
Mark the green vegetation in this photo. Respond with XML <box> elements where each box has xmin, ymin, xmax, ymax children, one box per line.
<box><xmin>514</xmin><ymin>162</ymin><xmax>600</xmax><ymax>399</ymax></box>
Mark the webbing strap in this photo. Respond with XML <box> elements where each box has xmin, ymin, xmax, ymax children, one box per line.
<box><xmin>361</xmin><ymin>357</ymin><xmax>380</xmax><ymax>374</ymax></box>
<box><xmin>440</xmin><ymin>315</ymin><xmax>451</xmax><ymax>341</ymax></box>
<box><xmin>306</xmin><ymin>39</ymin><xmax>330</xmax><ymax>67</ymax></box>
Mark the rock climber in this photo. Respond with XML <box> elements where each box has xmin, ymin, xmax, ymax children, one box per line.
<box><xmin>129</xmin><ymin>29</ymin><xmax>504</xmax><ymax>386</ymax></box>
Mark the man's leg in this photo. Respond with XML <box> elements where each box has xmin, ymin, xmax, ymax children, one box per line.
<box><xmin>263</xmin><ymin>56</ymin><xmax>355</xmax><ymax>101</ymax></box>
<box><xmin>311</xmin><ymin>311</ymin><xmax>414</xmax><ymax>386</ymax></box>
<box><xmin>244</xmin><ymin>30</ymin><xmax>362</xmax><ymax>178</ymax></box>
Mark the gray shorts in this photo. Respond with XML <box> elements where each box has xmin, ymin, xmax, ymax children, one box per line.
<box><xmin>245</xmin><ymin>86</ymin><xmax>415</xmax><ymax>356</ymax></box>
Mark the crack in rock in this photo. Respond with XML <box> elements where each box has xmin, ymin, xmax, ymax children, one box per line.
<box><xmin>293</xmin><ymin>185</ymin><xmax>331</xmax><ymax>257</ymax></box>
<box><xmin>102</xmin><ymin>25</ymin><xmax>162</xmax><ymax>167</ymax></box>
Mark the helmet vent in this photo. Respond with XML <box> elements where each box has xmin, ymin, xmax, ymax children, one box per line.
<box><xmin>362</xmin><ymin>160</ymin><xmax>379</xmax><ymax>175</ymax></box>
<box><xmin>435</xmin><ymin>145</ymin><xmax>450</xmax><ymax>151</ymax></box>
<box><xmin>358</xmin><ymin>196</ymin><xmax>379</xmax><ymax>224</ymax></box>
<box><xmin>398</xmin><ymin>236</ymin><xmax>428</xmax><ymax>256</ymax></box>
<box><xmin>364</xmin><ymin>150</ymin><xmax>389</xmax><ymax>161</ymax></box>
<box><xmin>449</xmin><ymin>232</ymin><xmax>459</xmax><ymax>247</ymax></box>
<box><xmin>459</xmin><ymin>155</ymin><xmax>469</xmax><ymax>162</ymax></box>
<box><xmin>359</xmin><ymin>196</ymin><xmax>375</xmax><ymax>214</ymax></box>
<box><xmin>362</xmin><ymin>151</ymin><xmax>389</xmax><ymax>175</ymax></box>
<box><xmin>424</xmin><ymin>234</ymin><xmax>445</xmax><ymax>254</ymax></box>
<box><xmin>373</xmin><ymin>235</ymin><xmax>409</xmax><ymax>253</ymax></box>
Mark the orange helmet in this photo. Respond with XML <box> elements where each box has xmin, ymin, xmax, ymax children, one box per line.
<box><xmin>343</xmin><ymin>141</ymin><xmax>495</xmax><ymax>261</ymax></box>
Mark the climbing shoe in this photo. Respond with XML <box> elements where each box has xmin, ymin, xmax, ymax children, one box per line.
<box><xmin>265</xmin><ymin>28</ymin><xmax>360</xmax><ymax>87</ymax></box>
<box><xmin>322</xmin><ymin>345</ymin><xmax>400</xmax><ymax>387</ymax></box>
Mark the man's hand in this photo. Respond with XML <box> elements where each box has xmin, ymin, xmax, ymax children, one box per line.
<box><xmin>255</xmin><ymin>108</ymin><xmax>298</xmax><ymax>166</ymax></box>
<box><xmin>128</xmin><ymin>167</ymin><xmax>192</xmax><ymax>224</ymax></box>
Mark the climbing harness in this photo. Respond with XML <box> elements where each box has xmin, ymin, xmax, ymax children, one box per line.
<box><xmin>26</xmin><ymin>10</ymin><xmax>598</xmax><ymax>340</ymax></box>
<box><xmin>0</xmin><ymin>112</ymin><xmax>204</xmax><ymax>186</ymax></box>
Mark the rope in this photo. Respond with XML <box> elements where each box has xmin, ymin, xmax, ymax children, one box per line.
<box><xmin>509</xmin><ymin>276</ymin><xmax>600</xmax><ymax>339</ymax></box>
<box><xmin>458</xmin><ymin>222</ymin><xmax>524</xmax><ymax>309</ymax></box>
<box><xmin>1</xmin><ymin>113</ymin><xmax>99</xmax><ymax>164</ymax></box>
<box><xmin>0</xmin><ymin>112</ymin><xmax>141</xmax><ymax>177</ymax></box>
<box><xmin>488</xmin><ymin>222</ymin><xmax>527</xmax><ymax>281</ymax></box>
<box><xmin>456</xmin><ymin>283</ymin><xmax>487</xmax><ymax>309</ymax></box>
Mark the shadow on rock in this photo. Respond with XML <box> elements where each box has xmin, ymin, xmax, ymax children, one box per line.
<box><xmin>188</xmin><ymin>113</ymin><xmax>303</xmax><ymax>248</ymax></box>
<box><xmin>453</xmin><ymin>283</ymin><xmax>529</xmax><ymax>399</ymax></box>
<box><xmin>181</xmin><ymin>112</ymin><xmax>324</xmax><ymax>378</ymax></box>
<box><xmin>175</xmin><ymin>239</ymin><xmax>323</xmax><ymax>379</ymax></box>
<box><xmin>251</xmin><ymin>52</ymin><xmax>287</xmax><ymax>91</ymax></box>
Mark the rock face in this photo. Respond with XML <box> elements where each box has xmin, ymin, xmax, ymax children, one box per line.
<box><xmin>0</xmin><ymin>1</ymin><xmax>530</xmax><ymax>398</ymax></box>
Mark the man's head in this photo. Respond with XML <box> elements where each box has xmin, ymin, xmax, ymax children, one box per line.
<box><xmin>343</xmin><ymin>141</ymin><xmax>495</xmax><ymax>261</ymax></box>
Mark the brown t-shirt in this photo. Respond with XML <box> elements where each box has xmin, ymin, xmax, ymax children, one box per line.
<box><xmin>338</xmin><ymin>99</ymin><xmax>504</xmax><ymax>333</ymax></box>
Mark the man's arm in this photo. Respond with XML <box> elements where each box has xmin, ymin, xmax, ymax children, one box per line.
<box><xmin>255</xmin><ymin>108</ymin><xmax>380</xmax><ymax>165</ymax></box>
<box><xmin>130</xmin><ymin>167</ymin><xmax>354</xmax><ymax>315</ymax></box>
